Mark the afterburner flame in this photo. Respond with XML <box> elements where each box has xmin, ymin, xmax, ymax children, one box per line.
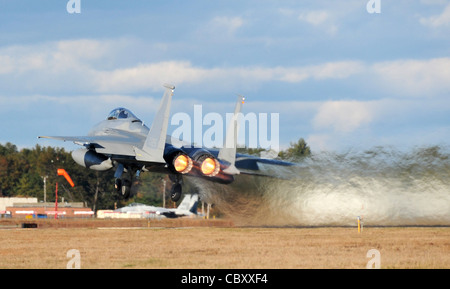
<box><xmin>201</xmin><ymin>157</ymin><xmax>220</xmax><ymax>176</ymax></box>
<box><xmin>173</xmin><ymin>154</ymin><xmax>193</xmax><ymax>174</ymax></box>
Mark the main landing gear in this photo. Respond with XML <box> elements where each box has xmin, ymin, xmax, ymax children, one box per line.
<box><xmin>115</xmin><ymin>178</ymin><xmax>132</xmax><ymax>199</ymax></box>
<box><xmin>114</xmin><ymin>164</ymin><xmax>135</xmax><ymax>199</ymax></box>
<box><xmin>114</xmin><ymin>164</ymin><xmax>184</xmax><ymax>202</ymax></box>
<box><xmin>169</xmin><ymin>174</ymin><xmax>183</xmax><ymax>202</ymax></box>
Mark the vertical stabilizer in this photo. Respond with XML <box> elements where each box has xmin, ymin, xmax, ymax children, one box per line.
<box><xmin>218</xmin><ymin>95</ymin><xmax>244</xmax><ymax>175</ymax></box>
<box><xmin>135</xmin><ymin>84</ymin><xmax>175</xmax><ymax>163</ymax></box>
<box><xmin>177</xmin><ymin>194</ymin><xmax>199</xmax><ymax>214</ymax></box>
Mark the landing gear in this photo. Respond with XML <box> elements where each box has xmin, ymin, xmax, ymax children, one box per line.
<box><xmin>169</xmin><ymin>174</ymin><xmax>183</xmax><ymax>202</ymax></box>
<box><xmin>114</xmin><ymin>178</ymin><xmax>122</xmax><ymax>192</ymax></box>
<box><xmin>170</xmin><ymin>183</ymin><xmax>182</xmax><ymax>202</ymax></box>
<box><xmin>114</xmin><ymin>164</ymin><xmax>136</xmax><ymax>200</ymax></box>
<box><xmin>113</xmin><ymin>163</ymin><xmax>185</xmax><ymax>202</ymax></box>
<box><xmin>115</xmin><ymin>179</ymin><xmax>131</xmax><ymax>199</ymax></box>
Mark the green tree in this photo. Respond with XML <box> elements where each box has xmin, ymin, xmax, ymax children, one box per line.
<box><xmin>15</xmin><ymin>172</ymin><xmax>42</xmax><ymax>197</ymax></box>
<box><xmin>278</xmin><ymin>138</ymin><xmax>311</xmax><ymax>161</ymax></box>
<box><xmin>236</xmin><ymin>147</ymin><xmax>267</xmax><ymax>156</ymax></box>
<box><xmin>0</xmin><ymin>142</ymin><xmax>21</xmax><ymax>196</ymax></box>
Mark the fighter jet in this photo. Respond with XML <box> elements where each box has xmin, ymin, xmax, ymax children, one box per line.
<box><xmin>114</xmin><ymin>194</ymin><xmax>199</xmax><ymax>218</ymax></box>
<box><xmin>39</xmin><ymin>84</ymin><xmax>294</xmax><ymax>202</ymax></box>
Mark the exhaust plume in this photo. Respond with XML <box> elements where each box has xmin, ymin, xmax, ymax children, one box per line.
<box><xmin>192</xmin><ymin>146</ymin><xmax>450</xmax><ymax>226</ymax></box>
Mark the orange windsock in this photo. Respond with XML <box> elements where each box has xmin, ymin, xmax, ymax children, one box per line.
<box><xmin>57</xmin><ymin>169</ymin><xmax>75</xmax><ymax>187</ymax></box>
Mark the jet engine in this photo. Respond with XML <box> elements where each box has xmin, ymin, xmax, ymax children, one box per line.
<box><xmin>164</xmin><ymin>146</ymin><xmax>193</xmax><ymax>174</ymax></box>
<box><xmin>72</xmin><ymin>148</ymin><xmax>113</xmax><ymax>171</ymax></box>
<box><xmin>188</xmin><ymin>149</ymin><xmax>220</xmax><ymax>177</ymax></box>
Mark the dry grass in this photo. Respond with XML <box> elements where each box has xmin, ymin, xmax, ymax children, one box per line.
<box><xmin>0</xmin><ymin>219</ymin><xmax>448</xmax><ymax>269</ymax></box>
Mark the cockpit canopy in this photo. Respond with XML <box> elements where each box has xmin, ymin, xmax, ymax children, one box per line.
<box><xmin>107</xmin><ymin>108</ymin><xmax>140</xmax><ymax>121</ymax></box>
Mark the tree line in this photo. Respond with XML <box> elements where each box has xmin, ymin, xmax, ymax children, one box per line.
<box><xmin>0</xmin><ymin>139</ymin><xmax>310</xmax><ymax>210</ymax></box>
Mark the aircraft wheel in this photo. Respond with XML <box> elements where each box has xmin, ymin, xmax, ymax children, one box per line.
<box><xmin>170</xmin><ymin>183</ymin><xmax>182</xmax><ymax>202</ymax></box>
<box><xmin>114</xmin><ymin>178</ymin><xmax>122</xmax><ymax>192</ymax></box>
<box><xmin>120</xmin><ymin>180</ymin><xmax>131</xmax><ymax>199</ymax></box>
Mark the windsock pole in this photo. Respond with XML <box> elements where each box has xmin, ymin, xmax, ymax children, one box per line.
<box><xmin>55</xmin><ymin>182</ymin><xmax>58</xmax><ymax>219</ymax></box>
<box><xmin>55</xmin><ymin>169</ymin><xmax>75</xmax><ymax>219</ymax></box>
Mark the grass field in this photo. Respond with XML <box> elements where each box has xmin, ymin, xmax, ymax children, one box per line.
<box><xmin>0</xmin><ymin>219</ymin><xmax>448</xmax><ymax>269</ymax></box>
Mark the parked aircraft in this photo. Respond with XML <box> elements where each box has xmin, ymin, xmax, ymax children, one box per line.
<box><xmin>115</xmin><ymin>194</ymin><xmax>198</xmax><ymax>218</ymax></box>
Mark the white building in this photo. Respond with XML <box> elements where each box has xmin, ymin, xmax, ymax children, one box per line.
<box><xmin>0</xmin><ymin>197</ymin><xmax>38</xmax><ymax>212</ymax></box>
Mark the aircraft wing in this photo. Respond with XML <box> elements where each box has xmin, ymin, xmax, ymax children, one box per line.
<box><xmin>155</xmin><ymin>208</ymin><xmax>195</xmax><ymax>218</ymax></box>
<box><xmin>38</xmin><ymin>133</ymin><xmax>144</xmax><ymax>157</ymax></box>
<box><xmin>155</xmin><ymin>209</ymin><xmax>181</xmax><ymax>218</ymax></box>
<box><xmin>38</xmin><ymin>135</ymin><xmax>134</xmax><ymax>146</ymax></box>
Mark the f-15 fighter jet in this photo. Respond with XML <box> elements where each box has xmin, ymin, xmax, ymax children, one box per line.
<box><xmin>39</xmin><ymin>84</ymin><xmax>293</xmax><ymax>201</ymax></box>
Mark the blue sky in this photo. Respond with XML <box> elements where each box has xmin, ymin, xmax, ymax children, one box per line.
<box><xmin>0</xmin><ymin>0</ymin><xmax>449</xmax><ymax>152</ymax></box>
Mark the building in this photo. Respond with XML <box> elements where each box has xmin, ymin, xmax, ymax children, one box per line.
<box><xmin>1</xmin><ymin>198</ymin><xmax>93</xmax><ymax>218</ymax></box>
<box><xmin>0</xmin><ymin>197</ymin><xmax>38</xmax><ymax>211</ymax></box>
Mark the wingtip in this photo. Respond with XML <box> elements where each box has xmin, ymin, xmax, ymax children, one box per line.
<box><xmin>236</xmin><ymin>94</ymin><xmax>245</xmax><ymax>104</ymax></box>
<box><xmin>163</xmin><ymin>83</ymin><xmax>175</xmax><ymax>90</ymax></box>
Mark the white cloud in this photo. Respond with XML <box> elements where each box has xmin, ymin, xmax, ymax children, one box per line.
<box><xmin>279</xmin><ymin>8</ymin><xmax>339</xmax><ymax>34</ymax></box>
<box><xmin>212</xmin><ymin>16</ymin><xmax>244</xmax><ymax>35</ymax></box>
<box><xmin>0</xmin><ymin>55</ymin><xmax>15</xmax><ymax>74</ymax></box>
<box><xmin>1</xmin><ymin>39</ymin><xmax>450</xmax><ymax>100</ymax></box>
<box><xmin>0</xmin><ymin>45</ymin><xmax>48</xmax><ymax>74</ymax></box>
<box><xmin>195</xmin><ymin>16</ymin><xmax>244</xmax><ymax>40</ymax></box>
<box><xmin>306</xmin><ymin>134</ymin><xmax>333</xmax><ymax>152</ymax></box>
<box><xmin>310</xmin><ymin>61</ymin><xmax>365</xmax><ymax>80</ymax></box>
<box><xmin>298</xmin><ymin>10</ymin><xmax>330</xmax><ymax>26</ymax></box>
<box><xmin>0</xmin><ymin>39</ymin><xmax>365</xmax><ymax>95</ymax></box>
<box><xmin>95</xmin><ymin>61</ymin><xmax>208</xmax><ymax>93</ymax></box>
<box><xmin>0</xmin><ymin>39</ymin><xmax>115</xmax><ymax>75</ymax></box>
<box><xmin>94</xmin><ymin>60</ymin><xmax>366</xmax><ymax>93</ymax></box>
<box><xmin>306</xmin><ymin>97</ymin><xmax>450</xmax><ymax>151</ymax></box>
<box><xmin>276</xmin><ymin>61</ymin><xmax>364</xmax><ymax>82</ymax></box>
<box><xmin>420</xmin><ymin>0</ymin><xmax>448</xmax><ymax>4</ymax></box>
<box><xmin>301</xmin><ymin>10</ymin><xmax>338</xmax><ymax>34</ymax></box>
<box><xmin>372</xmin><ymin>58</ymin><xmax>450</xmax><ymax>96</ymax></box>
<box><xmin>420</xmin><ymin>3</ymin><xmax>450</xmax><ymax>27</ymax></box>
<box><xmin>313</xmin><ymin>101</ymin><xmax>374</xmax><ymax>133</ymax></box>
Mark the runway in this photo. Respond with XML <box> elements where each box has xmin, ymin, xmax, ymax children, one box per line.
<box><xmin>0</xmin><ymin>219</ymin><xmax>448</xmax><ymax>269</ymax></box>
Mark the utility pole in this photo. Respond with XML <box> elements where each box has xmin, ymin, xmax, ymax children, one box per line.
<box><xmin>162</xmin><ymin>179</ymin><xmax>166</xmax><ymax>208</ymax></box>
<box><xmin>41</xmin><ymin>176</ymin><xmax>48</xmax><ymax>210</ymax></box>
